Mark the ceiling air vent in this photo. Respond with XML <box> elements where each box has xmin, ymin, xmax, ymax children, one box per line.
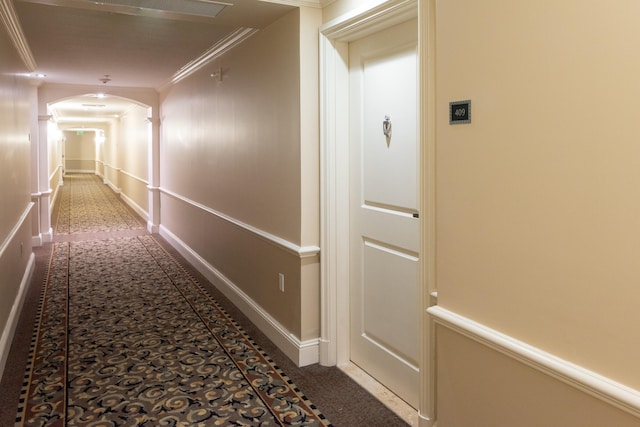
<box><xmin>97</xmin><ymin>0</ymin><xmax>229</xmax><ymax>19</ymax></box>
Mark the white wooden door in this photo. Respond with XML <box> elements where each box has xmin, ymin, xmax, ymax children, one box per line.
<box><xmin>349</xmin><ymin>18</ymin><xmax>420</xmax><ymax>408</ymax></box>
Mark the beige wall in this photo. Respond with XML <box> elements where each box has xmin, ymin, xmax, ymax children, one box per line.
<box><xmin>322</xmin><ymin>0</ymin><xmax>369</xmax><ymax>22</ymax></box>
<box><xmin>436</xmin><ymin>327</ymin><xmax>639</xmax><ymax>427</ymax></box>
<box><xmin>64</xmin><ymin>129</ymin><xmax>96</xmax><ymax>172</ymax></box>
<box><xmin>0</xmin><ymin>15</ymin><xmax>34</xmax><ymax>378</ymax></box>
<box><xmin>159</xmin><ymin>8</ymin><xmax>321</xmax><ymax>346</ymax></box>
<box><xmin>435</xmin><ymin>0</ymin><xmax>640</xmax><ymax>424</ymax></box>
<box><xmin>161</xmin><ymin>11</ymin><xmax>302</xmax><ymax>243</ymax></box>
<box><xmin>117</xmin><ymin>104</ymin><xmax>149</xmax><ymax>215</ymax></box>
<box><xmin>299</xmin><ymin>6</ymin><xmax>321</xmax><ymax>247</ymax></box>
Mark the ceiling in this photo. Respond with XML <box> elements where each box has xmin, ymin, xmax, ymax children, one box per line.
<box><xmin>12</xmin><ymin>0</ymin><xmax>299</xmax><ymax>122</ymax></box>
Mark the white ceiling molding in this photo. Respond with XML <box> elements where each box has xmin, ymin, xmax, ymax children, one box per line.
<box><xmin>320</xmin><ymin>0</ymin><xmax>417</xmax><ymax>42</ymax></box>
<box><xmin>164</xmin><ymin>27</ymin><xmax>258</xmax><ymax>89</ymax></box>
<box><xmin>0</xmin><ymin>0</ymin><xmax>37</xmax><ymax>71</ymax></box>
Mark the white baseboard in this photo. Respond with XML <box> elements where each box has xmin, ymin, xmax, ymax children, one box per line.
<box><xmin>0</xmin><ymin>252</ymin><xmax>35</xmax><ymax>383</ymax></box>
<box><xmin>159</xmin><ymin>225</ymin><xmax>319</xmax><ymax>367</ymax></box>
<box><xmin>65</xmin><ymin>169</ymin><xmax>95</xmax><ymax>174</ymax></box>
<box><xmin>147</xmin><ymin>221</ymin><xmax>159</xmax><ymax>234</ymax></box>
<box><xmin>103</xmin><ymin>178</ymin><xmax>121</xmax><ymax>194</ymax></box>
<box><xmin>119</xmin><ymin>192</ymin><xmax>149</xmax><ymax>222</ymax></box>
<box><xmin>428</xmin><ymin>305</ymin><xmax>640</xmax><ymax>419</ymax></box>
<box><xmin>42</xmin><ymin>228</ymin><xmax>53</xmax><ymax>243</ymax></box>
<box><xmin>31</xmin><ymin>234</ymin><xmax>42</xmax><ymax>247</ymax></box>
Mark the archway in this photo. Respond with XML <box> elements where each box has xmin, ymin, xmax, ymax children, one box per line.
<box><xmin>31</xmin><ymin>86</ymin><xmax>160</xmax><ymax>245</ymax></box>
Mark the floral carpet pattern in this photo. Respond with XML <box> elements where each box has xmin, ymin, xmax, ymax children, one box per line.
<box><xmin>55</xmin><ymin>174</ymin><xmax>145</xmax><ymax>234</ymax></box>
<box><xmin>16</xmin><ymin>174</ymin><xmax>330</xmax><ymax>426</ymax></box>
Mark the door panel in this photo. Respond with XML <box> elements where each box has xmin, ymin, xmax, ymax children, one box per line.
<box><xmin>362</xmin><ymin>47</ymin><xmax>418</xmax><ymax>213</ymax></box>
<box><xmin>362</xmin><ymin>239</ymin><xmax>419</xmax><ymax>365</ymax></box>
<box><xmin>349</xmin><ymin>18</ymin><xmax>419</xmax><ymax>408</ymax></box>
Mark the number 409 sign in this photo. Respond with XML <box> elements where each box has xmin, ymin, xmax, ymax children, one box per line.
<box><xmin>449</xmin><ymin>100</ymin><xmax>471</xmax><ymax>124</ymax></box>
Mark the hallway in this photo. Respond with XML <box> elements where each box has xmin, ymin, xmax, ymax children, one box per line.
<box><xmin>0</xmin><ymin>174</ymin><xmax>408</xmax><ymax>426</ymax></box>
<box><xmin>4</xmin><ymin>1</ymin><xmax>640</xmax><ymax>425</ymax></box>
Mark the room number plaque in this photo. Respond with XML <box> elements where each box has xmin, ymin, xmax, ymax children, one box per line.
<box><xmin>450</xmin><ymin>100</ymin><xmax>471</xmax><ymax>124</ymax></box>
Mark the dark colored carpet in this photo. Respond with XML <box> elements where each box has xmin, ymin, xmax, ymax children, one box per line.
<box><xmin>0</xmin><ymin>174</ymin><xmax>409</xmax><ymax>426</ymax></box>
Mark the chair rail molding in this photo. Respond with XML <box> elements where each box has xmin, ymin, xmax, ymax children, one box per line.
<box><xmin>119</xmin><ymin>169</ymin><xmax>149</xmax><ymax>185</ymax></box>
<box><xmin>159</xmin><ymin>187</ymin><xmax>320</xmax><ymax>259</ymax></box>
<box><xmin>428</xmin><ymin>305</ymin><xmax>640</xmax><ymax>419</ymax></box>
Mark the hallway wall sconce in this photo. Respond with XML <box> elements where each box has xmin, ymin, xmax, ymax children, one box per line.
<box><xmin>210</xmin><ymin>68</ymin><xmax>224</xmax><ymax>82</ymax></box>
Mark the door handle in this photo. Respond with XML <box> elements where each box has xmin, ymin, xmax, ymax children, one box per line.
<box><xmin>382</xmin><ymin>115</ymin><xmax>392</xmax><ymax>138</ymax></box>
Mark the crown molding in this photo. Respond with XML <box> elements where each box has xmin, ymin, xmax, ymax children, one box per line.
<box><xmin>320</xmin><ymin>0</ymin><xmax>417</xmax><ymax>42</ymax></box>
<box><xmin>0</xmin><ymin>0</ymin><xmax>37</xmax><ymax>71</ymax></box>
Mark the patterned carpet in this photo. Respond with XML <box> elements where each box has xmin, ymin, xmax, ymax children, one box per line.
<box><xmin>55</xmin><ymin>174</ymin><xmax>145</xmax><ymax>234</ymax></box>
<box><xmin>16</xmin><ymin>175</ymin><xmax>331</xmax><ymax>426</ymax></box>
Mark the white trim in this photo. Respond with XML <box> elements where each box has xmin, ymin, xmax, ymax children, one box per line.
<box><xmin>119</xmin><ymin>192</ymin><xmax>149</xmax><ymax>222</ymax></box>
<box><xmin>319</xmin><ymin>0</ymin><xmax>418</xmax><ymax>365</ymax></box>
<box><xmin>428</xmin><ymin>306</ymin><xmax>640</xmax><ymax>419</ymax></box>
<box><xmin>31</xmin><ymin>234</ymin><xmax>42</xmax><ymax>247</ymax></box>
<box><xmin>320</xmin><ymin>0</ymin><xmax>417</xmax><ymax>42</ymax></box>
<box><xmin>31</xmin><ymin>190</ymin><xmax>51</xmax><ymax>198</ymax></box>
<box><xmin>64</xmin><ymin>158</ymin><xmax>96</xmax><ymax>162</ymax></box>
<box><xmin>0</xmin><ymin>203</ymin><xmax>36</xmax><ymax>381</ymax></box>
<box><xmin>147</xmin><ymin>186</ymin><xmax>161</xmax><ymax>234</ymax></box>
<box><xmin>159</xmin><ymin>225</ymin><xmax>319</xmax><ymax>367</ymax></box>
<box><xmin>159</xmin><ymin>187</ymin><xmax>320</xmax><ymax>259</ymax></box>
<box><xmin>147</xmin><ymin>221</ymin><xmax>160</xmax><ymax>234</ymax></box>
<box><xmin>119</xmin><ymin>169</ymin><xmax>149</xmax><ymax>185</ymax></box>
<box><xmin>29</xmin><ymin>194</ymin><xmax>42</xmax><ymax>247</ymax></box>
<box><xmin>319</xmin><ymin>32</ymin><xmax>350</xmax><ymax>367</ymax></box>
<box><xmin>0</xmin><ymin>203</ymin><xmax>34</xmax><ymax>261</ymax></box>
<box><xmin>42</xmin><ymin>227</ymin><xmax>53</xmax><ymax>243</ymax></box>
<box><xmin>49</xmin><ymin>164</ymin><xmax>62</xmax><ymax>182</ymax></box>
<box><xmin>103</xmin><ymin>177</ymin><xmax>121</xmax><ymax>194</ymax></box>
<box><xmin>65</xmin><ymin>169</ymin><xmax>95</xmax><ymax>174</ymax></box>
<box><xmin>51</xmin><ymin>181</ymin><xmax>62</xmax><ymax>208</ymax></box>
<box><xmin>0</xmin><ymin>0</ymin><xmax>37</xmax><ymax>71</ymax></box>
<box><xmin>0</xmin><ymin>252</ymin><xmax>35</xmax><ymax>383</ymax></box>
<box><xmin>419</xmin><ymin>1</ymin><xmax>437</xmax><ymax>424</ymax></box>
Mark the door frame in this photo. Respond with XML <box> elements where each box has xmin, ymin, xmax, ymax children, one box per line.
<box><xmin>319</xmin><ymin>0</ymin><xmax>436</xmax><ymax>425</ymax></box>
